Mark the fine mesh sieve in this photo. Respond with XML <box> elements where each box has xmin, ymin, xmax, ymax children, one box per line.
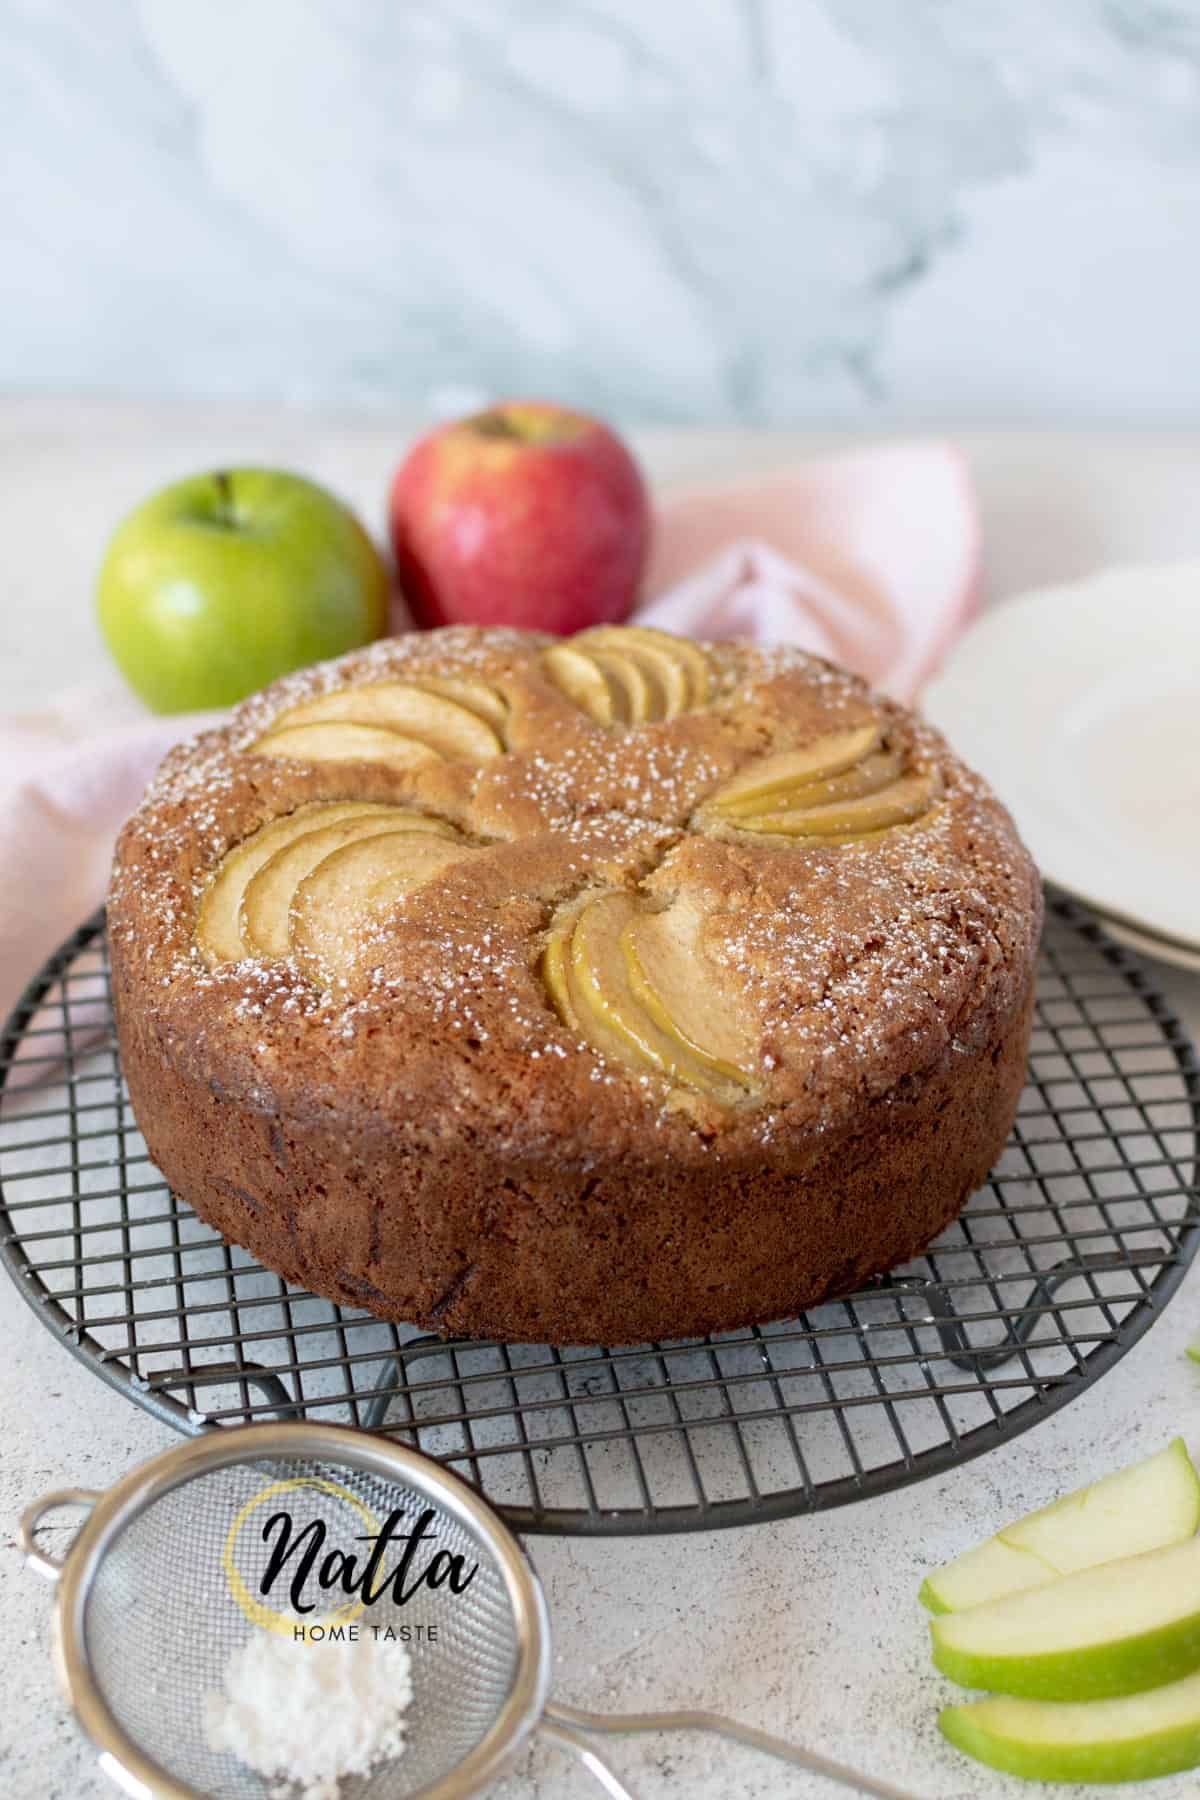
<box><xmin>21</xmin><ymin>1423</ymin><xmax>923</xmax><ymax>1800</ymax></box>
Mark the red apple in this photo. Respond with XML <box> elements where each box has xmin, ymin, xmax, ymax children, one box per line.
<box><xmin>389</xmin><ymin>400</ymin><xmax>650</xmax><ymax>634</ymax></box>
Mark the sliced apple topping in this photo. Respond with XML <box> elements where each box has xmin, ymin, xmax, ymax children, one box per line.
<box><xmin>195</xmin><ymin>803</ymin><xmax>462</xmax><ymax>970</ymax></box>
<box><xmin>291</xmin><ymin>829</ymin><xmax>475</xmax><ymax>986</ymax></box>
<box><xmin>543</xmin><ymin>642</ymin><xmax>621</xmax><ymax>724</ymax></box>
<box><xmin>591</xmin><ymin>646</ymin><xmax>656</xmax><ymax>723</ymax></box>
<box><xmin>542</xmin><ymin>626</ymin><xmax>711</xmax><ymax>725</ymax></box>
<box><xmin>251</xmin><ymin>722</ymin><xmax>441</xmax><ymax>768</ymax></box>
<box><xmin>241</xmin><ymin>812</ymin><xmax>455</xmax><ymax>959</ymax></box>
<box><xmin>196</xmin><ymin>802</ymin><xmax>401</xmax><ymax>965</ymax></box>
<box><xmin>736</xmin><ymin>771</ymin><xmax>940</xmax><ymax>841</ymax></box>
<box><xmin>541</xmin><ymin>889</ymin><xmax>756</xmax><ymax>1100</ymax></box>
<box><xmin>541</xmin><ymin>926</ymin><xmax>582</xmax><ymax>1033</ymax></box>
<box><xmin>251</xmin><ymin>678</ymin><xmax>507</xmax><ymax>767</ymax></box>
<box><xmin>608</xmin><ymin>626</ymin><xmax>697</xmax><ymax>715</ymax></box>
<box><xmin>705</xmin><ymin>724</ymin><xmax>882</xmax><ymax>813</ymax></box>
<box><xmin>410</xmin><ymin>674</ymin><xmax>509</xmax><ymax>732</ymax></box>
<box><xmin>621</xmin><ymin>896</ymin><xmax>754</xmax><ymax>1086</ymax></box>
<box><xmin>703</xmin><ymin>723</ymin><xmax>941</xmax><ymax>844</ymax></box>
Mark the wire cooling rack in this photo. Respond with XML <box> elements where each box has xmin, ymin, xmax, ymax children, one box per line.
<box><xmin>1</xmin><ymin>894</ymin><xmax>1197</xmax><ymax>1535</ymax></box>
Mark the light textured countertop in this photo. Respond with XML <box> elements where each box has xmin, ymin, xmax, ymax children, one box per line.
<box><xmin>1</xmin><ymin>401</ymin><xmax>1199</xmax><ymax>1800</ymax></box>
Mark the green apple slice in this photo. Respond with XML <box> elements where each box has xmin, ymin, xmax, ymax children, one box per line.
<box><xmin>997</xmin><ymin>1436</ymin><xmax>1200</xmax><ymax>1560</ymax></box>
<box><xmin>542</xmin><ymin>642</ymin><xmax>620</xmax><ymax>724</ymax></box>
<box><xmin>922</xmin><ymin>1538</ymin><xmax>1044</xmax><ymax>1619</ymax></box>
<box><xmin>940</xmin><ymin>1667</ymin><xmax>1200</xmax><ymax>1785</ymax></box>
<box><xmin>252</xmin><ymin>721</ymin><xmax>442</xmax><ymax>768</ymax></box>
<box><xmin>709</xmin><ymin>725</ymin><xmax>883</xmax><ymax>816</ymax></box>
<box><xmin>921</xmin><ymin>1438</ymin><xmax>1200</xmax><ymax>1614</ymax></box>
<box><xmin>196</xmin><ymin>802</ymin><xmax>397</xmax><ymax>966</ymax></box>
<box><xmin>267</xmin><ymin>682</ymin><xmax>502</xmax><ymax>760</ymax></box>
<box><xmin>620</xmin><ymin>903</ymin><xmax>754</xmax><ymax>1086</ymax></box>
<box><xmin>240</xmin><ymin>812</ymin><xmax>450</xmax><ymax>957</ymax></box>
<box><xmin>930</xmin><ymin>1534</ymin><xmax>1200</xmax><ymax>1700</ymax></box>
<box><xmin>735</xmin><ymin>771</ymin><xmax>939</xmax><ymax>839</ymax></box>
<box><xmin>290</xmin><ymin>830</ymin><xmax>473</xmax><ymax>986</ymax></box>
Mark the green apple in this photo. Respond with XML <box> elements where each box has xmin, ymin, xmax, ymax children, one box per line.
<box><xmin>931</xmin><ymin>1534</ymin><xmax>1200</xmax><ymax>1700</ymax></box>
<box><xmin>97</xmin><ymin>468</ymin><xmax>389</xmax><ymax>712</ymax></box>
<box><xmin>940</xmin><ymin>1668</ymin><xmax>1200</xmax><ymax>1784</ymax></box>
<box><xmin>921</xmin><ymin>1437</ymin><xmax>1200</xmax><ymax>1613</ymax></box>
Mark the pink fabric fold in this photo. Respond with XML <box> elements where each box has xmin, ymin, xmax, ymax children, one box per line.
<box><xmin>0</xmin><ymin>689</ymin><xmax>225</xmax><ymax>1084</ymax></box>
<box><xmin>645</xmin><ymin>441</ymin><xmax>981</xmax><ymax>699</ymax></box>
<box><xmin>0</xmin><ymin>440</ymin><xmax>980</xmax><ymax>1074</ymax></box>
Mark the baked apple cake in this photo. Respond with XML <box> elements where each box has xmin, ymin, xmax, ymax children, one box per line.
<box><xmin>108</xmin><ymin>625</ymin><xmax>1041</xmax><ymax>1345</ymax></box>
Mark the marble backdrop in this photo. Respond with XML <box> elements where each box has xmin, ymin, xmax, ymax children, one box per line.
<box><xmin>4</xmin><ymin>0</ymin><xmax>1199</xmax><ymax>422</ymax></box>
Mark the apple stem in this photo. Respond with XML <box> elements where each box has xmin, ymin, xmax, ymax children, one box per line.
<box><xmin>469</xmin><ymin>410</ymin><xmax>521</xmax><ymax>441</ymax></box>
<box><xmin>213</xmin><ymin>469</ymin><xmax>235</xmax><ymax>526</ymax></box>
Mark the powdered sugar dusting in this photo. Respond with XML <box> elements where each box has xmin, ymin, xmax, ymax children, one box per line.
<box><xmin>205</xmin><ymin>1628</ymin><xmax>413</xmax><ymax>1800</ymax></box>
<box><xmin>108</xmin><ymin>628</ymin><xmax>1040</xmax><ymax>1143</ymax></box>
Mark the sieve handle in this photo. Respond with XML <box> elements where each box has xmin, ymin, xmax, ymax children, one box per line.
<box><xmin>545</xmin><ymin>1701</ymin><xmax>929</xmax><ymax>1800</ymax></box>
<box><xmin>19</xmin><ymin>1487</ymin><xmax>100</xmax><ymax>1582</ymax></box>
<box><xmin>539</xmin><ymin>1718</ymin><xmax>639</xmax><ymax>1799</ymax></box>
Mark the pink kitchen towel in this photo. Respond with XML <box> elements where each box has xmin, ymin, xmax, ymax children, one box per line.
<box><xmin>0</xmin><ymin>440</ymin><xmax>980</xmax><ymax>1050</ymax></box>
<box><xmin>640</xmin><ymin>441</ymin><xmax>980</xmax><ymax>700</ymax></box>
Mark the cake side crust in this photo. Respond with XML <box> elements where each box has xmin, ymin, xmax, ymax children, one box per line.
<box><xmin>114</xmin><ymin>958</ymin><xmax>1035</xmax><ymax>1345</ymax></box>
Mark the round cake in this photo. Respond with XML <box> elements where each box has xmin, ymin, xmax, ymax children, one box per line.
<box><xmin>108</xmin><ymin>625</ymin><xmax>1041</xmax><ymax>1346</ymax></box>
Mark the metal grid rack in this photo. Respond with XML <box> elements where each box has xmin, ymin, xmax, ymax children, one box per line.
<box><xmin>2</xmin><ymin>894</ymin><xmax>1198</xmax><ymax>1535</ymax></box>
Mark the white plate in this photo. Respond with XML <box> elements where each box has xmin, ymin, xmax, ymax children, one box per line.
<box><xmin>1083</xmin><ymin>906</ymin><xmax>1200</xmax><ymax>974</ymax></box>
<box><xmin>924</xmin><ymin>563</ymin><xmax>1200</xmax><ymax>949</ymax></box>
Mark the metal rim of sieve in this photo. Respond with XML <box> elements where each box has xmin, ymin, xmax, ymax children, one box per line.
<box><xmin>21</xmin><ymin>1424</ymin><xmax>936</xmax><ymax>1800</ymax></box>
<box><xmin>20</xmin><ymin>1421</ymin><xmax>553</xmax><ymax>1800</ymax></box>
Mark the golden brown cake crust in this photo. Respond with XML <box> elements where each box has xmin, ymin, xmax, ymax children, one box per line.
<box><xmin>108</xmin><ymin>627</ymin><xmax>1042</xmax><ymax>1344</ymax></box>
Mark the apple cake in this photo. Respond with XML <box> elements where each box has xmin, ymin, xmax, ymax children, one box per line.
<box><xmin>108</xmin><ymin>624</ymin><xmax>1041</xmax><ymax>1346</ymax></box>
